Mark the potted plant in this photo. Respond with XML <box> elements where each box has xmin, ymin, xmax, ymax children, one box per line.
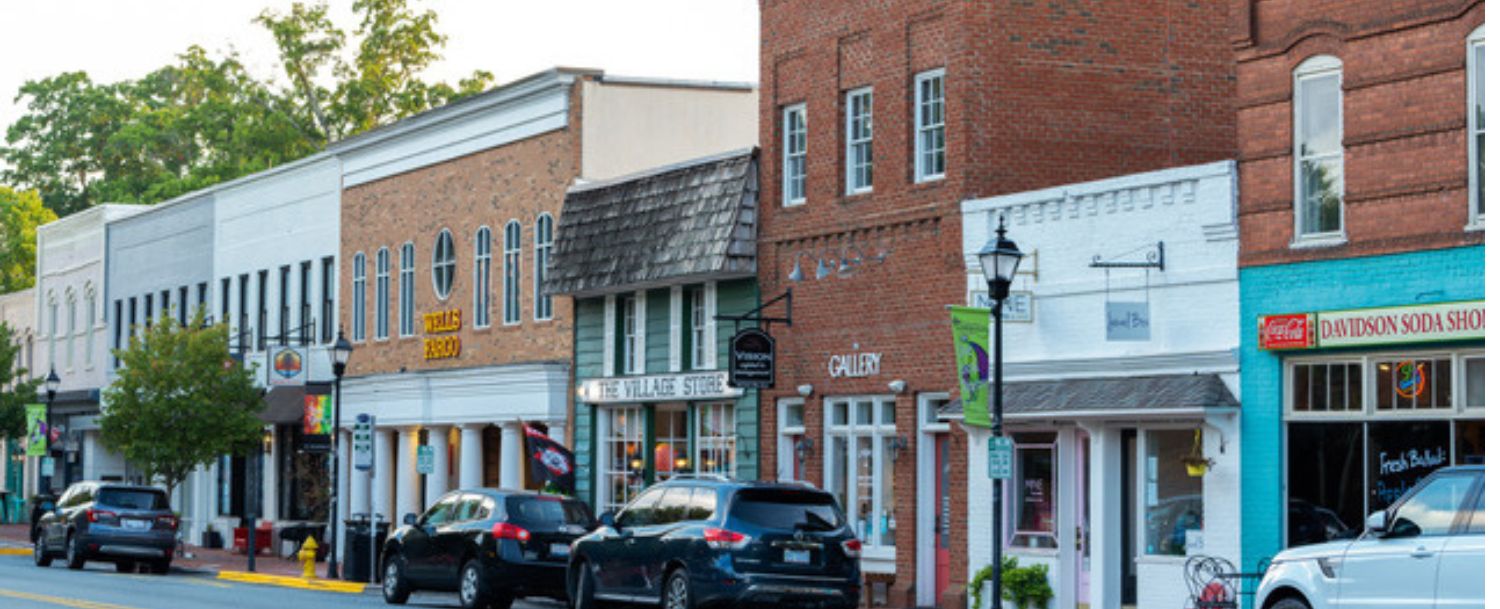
<box><xmin>1182</xmin><ymin>428</ymin><xmax>1214</xmax><ymax>477</ymax></box>
<box><xmin>201</xmin><ymin>523</ymin><xmax>223</xmax><ymax>549</ymax></box>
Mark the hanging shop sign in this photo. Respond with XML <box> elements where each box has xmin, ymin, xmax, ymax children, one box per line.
<box><xmin>267</xmin><ymin>346</ymin><xmax>307</xmax><ymax>386</ymax></box>
<box><xmin>577</xmin><ymin>371</ymin><xmax>742</xmax><ymax>404</ymax></box>
<box><xmin>1106</xmin><ymin>301</ymin><xmax>1151</xmax><ymax>341</ymax></box>
<box><xmin>729</xmin><ymin>328</ymin><xmax>776</xmax><ymax>389</ymax></box>
<box><xmin>300</xmin><ymin>387</ymin><xmax>332</xmax><ymax>454</ymax></box>
<box><xmin>950</xmin><ymin>307</ymin><xmax>992</xmax><ymax>427</ymax></box>
<box><xmin>423</xmin><ymin>308</ymin><xmax>463</xmax><ymax>360</ymax></box>
<box><xmin>1257</xmin><ymin>301</ymin><xmax>1484</xmax><ymax>350</ymax></box>
<box><xmin>828</xmin><ymin>345</ymin><xmax>882</xmax><ymax>378</ymax></box>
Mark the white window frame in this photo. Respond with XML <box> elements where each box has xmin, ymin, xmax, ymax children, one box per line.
<box><xmin>64</xmin><ymin>289</ymin><xmax>76</xmax><ymax>371</ymax></box>
<box><xmin>431</xmin><ymin>229</ymin><xmax>455</xmax><ymax>301</ymax></box>
<box><xmin>824</xmin><ymin>395</ymin><xmax>899</xmax><ymax>566</ymax></box>
<box><xmin>690</xmin><ymin>287</ymin><xmax>708</xmax><ymax>370</ymax></box>
<box><xmin>1292</xmin><ymin>55</ymin><xmax>1346</xmax><ymax>245</ymax></box>
<box><xmin>534</xmin><ymin>213</ymin><xmax>554</xmax><ymax>321</ymax></box>
<box><xmin>777</xmin><ymin>398</ymin><xmax>807</xmax><ymax>482</ymax></box>
<box><xmin>352</xmin><ymin>252</ymin><xmax>367</xmax><ymax>342</ymax></box>
<box><xmin>914</xmin><ymin>68</ymin><xmax>946</xmax><ymax>183</ymax></box>
<box><xmin>695</xmin><ymin>402</ymin><xmax>736</xmax><ymax>476</ymax></box>
<box><xmin>1139</xmin><ymin>427</ymin><xmax>1204</xmax><ymax>557</ymax></box>
<box><xmin>83</xmin><ymin>286</ymin><xmax>96</xmax><ymax>369</ymax></box>
<box><xmin>668</xmin><ymin>286</ymin><xmax>683</xmax><ymax>372</ymax></box>
<box><xmin>1283</xmin><ymin>349</ymin><xmax>1485</xmax><ymax>420</ymax></box>
<box><xmin>375</xmin><ymin>247</ymin><xmax>390</xmax><ymax>341</ymax></box>
<box><xmin>621</xmin><ymin>291</ymin><xmax>645</xmax><ymax>375</ymax></box>
<box><xmin>782</xmin><ymin>103</ymin><xmax>808</xmax><ymax>206</ymax></box>
<box><xmin>398</xmin><ymin>242</ymin><xmax>415</xmax><ymax>337</ymax></box>
<box><xmin>503</xmin><ymin>220</ymin><xmax>522</xmax><ymax>325</ymax></box>
<box><xmin>845</xmin><ymin>87</ymin><xmax>873</xmax><ymax>194</ymax></box>
<box><xmin>598</xmin><ymin>405</ymin><xmax>646</xmax><ymax>514</ymax></box>
<box><xmin>603</xmin><ymin>294</ymin><xmax>616</xmax><ymax>377</ymax></box>
<box><xmin>1467</xmin><ymin>26</ymin><xmax>1486</xmax><ymax>229</ymax></box>
<box><xmin>474</xmin><ymin>227</ymin><xmax>492</xmax><ymax>328</ymax></box>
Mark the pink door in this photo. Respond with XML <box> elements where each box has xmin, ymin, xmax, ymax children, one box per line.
<box><xmin>934</xmin><ymin>435</ymin><xmax>952</xmax><ymax>593</ymax></box>
<box><xmin>1076</xmin><ymin>431</ymin><xmax>1091</xmax><ymax>608</ymax></box>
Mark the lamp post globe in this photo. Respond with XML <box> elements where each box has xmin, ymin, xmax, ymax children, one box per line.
<box><xmin>976</xmin><ymin>220</ymin><xmax>1021</xmax><ymax>609</ymax></box>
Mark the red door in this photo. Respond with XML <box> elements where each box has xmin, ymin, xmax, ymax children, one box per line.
<box><xmin>933</xmin><ymin>435</ymin><xmax>952</xmax><ymax>592</ymax></box>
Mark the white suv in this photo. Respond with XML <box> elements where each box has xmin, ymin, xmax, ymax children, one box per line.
<box><xmin>1255</xmin><ymin>465</ymin><xmax>1484</xmax><ymax>609</ymax></box>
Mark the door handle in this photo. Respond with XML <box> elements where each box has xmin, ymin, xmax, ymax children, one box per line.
<box><xmin>1410</xmin><ymin>546</ymin><xmax>1434</xmax><ymax>559</ymax></box>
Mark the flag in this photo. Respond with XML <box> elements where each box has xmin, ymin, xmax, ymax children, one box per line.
<box><xmin>524</xmin><ymin>425</ymin><xmax>575</xmax><ymax>494</ymax></box>
<box><xmin>950</xmin><ymin>306</ymin><xmax>992</xmax><ymax>427</ymax></box>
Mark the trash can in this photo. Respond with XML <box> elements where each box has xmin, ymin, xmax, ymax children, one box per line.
<box><xmin>342</xmin><ymin>515</ymin><xmax>391</xmax><ymax>582</ymax></box>
<box><xmin>27</xmin><ymin>494</ymin><xmax>57</xmax><ymax>541</ymax></box>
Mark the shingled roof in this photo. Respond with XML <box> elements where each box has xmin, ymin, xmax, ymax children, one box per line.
<box><xmin>545</xmin><ymin>148</ymin><xmax>758</xmax><ymax>296</ymax></box>
<box><xmin>937</xmin><ymin>373</ymin><xmax>1238</xmax><ymax>420</ymax></box>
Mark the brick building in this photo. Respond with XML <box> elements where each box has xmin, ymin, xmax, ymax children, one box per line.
<box><xmin>1234</xmin><ymin>0</ymin><xmax>1485</xmax><ymax>578</ymax></box>
<box><xmin>755</xmin><ymin>2</ymin><xmax>1238</xmax><ymax>607</ymax></box>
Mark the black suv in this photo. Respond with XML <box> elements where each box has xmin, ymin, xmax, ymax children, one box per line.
<box><xmin>33</xmin><ymin>482</ymin><xmax>177</xmax><ymax>573</ymax></box>
<box><xmin>382</xmin><ymin>489</ymin><xmax>594</xmax><ymax>609</ymax></box>
<box><xmin>568</xmin><ymin>476</ymin><xmax>861</xmax><ymax>609</ymax></box>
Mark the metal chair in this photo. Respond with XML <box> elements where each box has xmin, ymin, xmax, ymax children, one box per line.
<box><xmin>1184</xmin><ymin>555</ymin><xmax>1239</xmax><ymax>609</ymax></box>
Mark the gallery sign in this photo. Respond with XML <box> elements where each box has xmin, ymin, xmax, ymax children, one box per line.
<box><xmin>728</xmin><ymin>328</ymin><xmax>775</xmax><ymax>389</ymax></box>
<box><xmin>828</xmin><ymin>345</ymin><xmax>882</xmax><ymax>378</ymax></box>
<box><xmin>1258</xmin><ymin>301</ymin><xmax>1484</xmax><ymax>350</ymax></box>
<box><xmin>577</xmin><ymin>371</ymin><xmax>743</xmax><ymax>404</ymax></box>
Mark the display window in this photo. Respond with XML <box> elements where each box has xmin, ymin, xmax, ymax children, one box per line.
<box><xmin>1010</xmin><ymin>432</ymin><xmax>1058</xmax><ymax>549</ymax></box>
<box><xmin>1144</xmin><ymin>429</ymin><xmax>1203</xmax><ymax>556</ymax></box>
<box><xmin>825</xmin><ymin>396</ymin><xmax>897</xmax><ymax>559</ymax></box>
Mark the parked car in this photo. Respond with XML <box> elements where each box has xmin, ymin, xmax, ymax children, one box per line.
<box><xmin>381</xmin><ymin>489</ymin><xmax>595</xmax><ymax>609</ymax></box>
<box><xmin>568</xmin><ymin>476</ymin><xmax>862</xmax><ymax>609</ymax></box>
<box><xmin>1255</xmin><ymin>465</ymin><xmax>1484</xmax><ymax>609</ymax></box>
<box><xmin>33</xmin><ymin>482</ymin><xmax>177</xmax><ymax>574</ymax></box>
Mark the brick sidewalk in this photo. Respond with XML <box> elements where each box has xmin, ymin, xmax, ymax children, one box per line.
<box><xmin>0</xmin><ymin>523</ymin><xmax>347</xmax><ymax>581</ymax></box>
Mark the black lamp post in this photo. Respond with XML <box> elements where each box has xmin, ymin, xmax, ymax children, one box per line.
<box><xmin>976</xmin><ymin>220</ymin><xmax>1024</xmax><ymax>609</ymax></box>
<box><xmin>326</xmin><ymin>332</ymin><xmax>353</xmax><ymax>579</ymax></box>
<box><xmin>39</xmin><ymin>368</ymin><xmax>60</xmax><ymax>495</ymax></box>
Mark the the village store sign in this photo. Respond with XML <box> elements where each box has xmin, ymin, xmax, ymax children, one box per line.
<box><xmin>577</xmin><ymin>371</ymin><xmax>743</xmax><ymax>404</ymax></box>
<box><xmin>1259</xmin><ymin>301</ymin><xmax>1484</xmax><ymax>350</ymax></box>
<box><xmin>423</xmin><ymin>308</ymin><xmax>462</xmax><ymax>360</ymax></box>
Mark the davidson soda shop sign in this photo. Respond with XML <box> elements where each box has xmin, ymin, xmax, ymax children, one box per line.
<box><xmin>1258</xmin><ymin>301</ymin><xmax>1483</xmax><ymax>350</ymax></box>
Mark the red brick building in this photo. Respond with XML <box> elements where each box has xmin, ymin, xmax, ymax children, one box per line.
<box><xmin>755</xmin><ymin>2</ymin><xmax>1238</xmax><ymax>607</ymax></box>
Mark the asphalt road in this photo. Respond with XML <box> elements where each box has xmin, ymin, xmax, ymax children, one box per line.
<box><xmin>0</xmin><ymin>553</ymin><xmax>564</xmax><ymax>609</ymax></box>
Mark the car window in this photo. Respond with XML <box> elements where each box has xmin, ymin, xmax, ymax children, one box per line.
<box><xmin>617</xmin><ymin>489</ymin><xmax>666</xmax><ymax>528</ymax></box>
<box><xmin>506</xmin><ymin>496</ymin><xmax>593</xmax><ymax>529</ymax></box>
<box><xmin>55</xmin><ymin>486</ymin><xmax>78</xmax><ymax>509</ymax></box>
<box><xmin>1467</xmin><ymin>483</ymin><xmax>1483</xmax><ymax>534</ymax></box>
<box><xmin>687</xmin><ymin>488</ymin><xmax>718</xmax><ymax>521</ymax></box>
<box><xmin>1388</xmin><ymin>474</ymin><xmax>1476</xmax><ymax>538</ymax></box>
<box><xmin>476</xmin><ymin>498</ymin><xmax>494</xmax><ymax>521</ymax></box>
<box><xmin>422</xmin><ymin>495</ymin><xmax>460</xmax><ymax>526</ymax></box>
<box><xmin>656</xmin><ymin>487</ymin><xmax>694</xmax><ymax>524</ymax></box>
<box><xmin>97</xmin><ymin>488</ymin><xmax>169</xmax><ymax>510</ymax></box>
<box><xmin>453</xmin><ymin>496</ymin><xmax>481</xmax><ymax>522</ymax></box>
<box><xmin>730</xmin><ymin>488</ymin><xmax>844</xmax><ymax>532</ymax></box>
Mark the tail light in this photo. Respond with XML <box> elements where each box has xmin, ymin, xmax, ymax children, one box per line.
<box><xmin>86</xmin><ymin>509</ymin><xmax>118</xmax><ymax>524</ymax></box>
<box><xmin>155</xmin><ymin>515</ymin><xmax>179</xmax><ymax>530</ymax></box>
<box><xmin>841</xmin><ymin>538</ymin><xmax>862</xmax><ymax>558</ymax></box>
<box><xmin>703</xmin><ymin>527</ymin><xmax>749</xmax><ymax>550</ymax></box>
<box><xmin>492</xmin><ymin>522</ymin><xmax>532</xmax><ymax>542</ymax></box>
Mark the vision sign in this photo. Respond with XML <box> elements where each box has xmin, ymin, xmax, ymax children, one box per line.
<box><xmin>1257</xmin><ymin>301</ymin><xmax>1484</xmax><ymax>350</ymax></box>
<box><xmin>729</xmin><ymin>328</ymin><xmax>775</xmax><ymax>389</ymax></box>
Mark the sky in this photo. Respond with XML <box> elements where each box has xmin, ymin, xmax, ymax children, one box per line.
<box><xmin>0</xmin><ymin>0</ymin><xmax>760</xmax><ymax>136</ymax></box>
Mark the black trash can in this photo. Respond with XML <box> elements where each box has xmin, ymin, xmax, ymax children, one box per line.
<box><xmin>342</xmin><ymin>516</ymin><xmax>391</xmax><ymax>582</ymax></box>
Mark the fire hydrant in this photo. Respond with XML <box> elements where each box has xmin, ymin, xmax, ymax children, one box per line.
<box><xmin>298</xmin><ymin>536</ymin><xmax>319</xmax><ymax>579</ymax></box>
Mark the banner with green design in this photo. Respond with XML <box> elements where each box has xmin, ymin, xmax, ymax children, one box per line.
<box><xmin>25</xmin><ymin>404</ymin><xmax>47</xmax><ymax>457</ymax></box>
<box><xmin>950</xmin><ymin>307</ymin><xmax>992</xmax><ymax>427</ymax></box>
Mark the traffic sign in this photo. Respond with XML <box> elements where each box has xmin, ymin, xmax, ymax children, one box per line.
<box><xmin>416</xmin><ymin>445</ymin><xmax>434</xmax><ymax>475</ymax></box>
<box><xmin>353</xmin><ymin>414</ymin><xmax>375</xmax><ymax>472</ymax></box>
<box><xmin>988</xmin><ymin>436</ymin><xmax>1013</xmax><ymax>480</ymax></box>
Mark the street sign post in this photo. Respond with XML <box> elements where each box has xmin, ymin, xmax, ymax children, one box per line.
<box><xmin>353</xmin><ymin>414</ymin><xmax>375</xmax><ymax>472</ymax></box>
<box><xmin>988</xmin><ymin>436</ymin><xmax>1013</xmax><ymax>480</ymax></box>
<box><xmin>416</xmin><ymin>445</ymin><xmax>434</xmax><ymax>475</ymax></box>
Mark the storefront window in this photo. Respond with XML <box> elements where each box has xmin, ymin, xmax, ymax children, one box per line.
<box><xmin>602</xmin><ymin>407</ymin><xmax>645</xmax><ymax>513</ymax></box>
<box><xmin>1144</xmin><ymin>429</ymin><xmax>1203</xmax><ymax>556</ymax></box>
<box><xmin>1010</xmin><ymin>432</ymin><xmax>1057</xmax><ymax>549</ymax></box>
<box><xmin>1287</xmin><ymin>423</ymin><xmax>1364</xmax><ymax>546</ymax></box>
<box><xmin>778</xmin><ymin>400</ymin><xmax>806</xmax><ymax>482</ymax></box>
<box><xmin>1292</xmin><ymin>361</ymin><xmax>1362</xmax><ymax>412</ymax></box>
<box><xmin>1456</xmin><ymin>419</ymin><xmax>1484</xmax><ymax>465</ymax></box>
<box><xmin>1463</xmin><ymin>356</ymin><xmax>1484</xmax><ymax>408</ymax></box>
<box><xmin>654</xmin><ymin>407</ymin><xmax>689</xmax><ymax>482</ymax></box>
<box><xmin>825</xmin><ymin>396</ymin><xmax>897</xmax><ymax>556</ymax></box>
<box><xmin>1368</xmin><ymin>420</ymin><xmax>1451</xmax><ymax>510</ymax></box>
<box><xmin>696</xmin><ymin>403</ymin><xmax>735</xmax><ymax>476</ymax></box>
<box><xmin>1374</xmin><ymin>358</ymin><xmax>1452</xmax><ymax>410</ymax></box>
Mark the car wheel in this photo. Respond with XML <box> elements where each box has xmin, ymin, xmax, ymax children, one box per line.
<box><xmin>64</xmin><ymin>533</ymin><xmax>86</xmax><ymax>570</ymax></box>
<box><xmin>32</xmin><ymin>536</ymin><xmax>52</xmax><ymax>567</ymax></box>
<box><xmin>662</xmin><ymin>569</ymin><xmax>692</xmax><ymax>609</ymax></box>
<box><xmin>1269</xmin><ymin>596</ymin><xmax>1311</xmax><ymax>609</ymax></box>
<box><xmin>115</xmin><ymin>561</ymin><xmax>136</xmax><ymax>573</ymax></box>
<box><xmin>149</xmin><ymin>560</ymin><xmax>170</xmax><ymax>575</ymax></box>
<box><xmin>571</xmin><ymin>561</ymin><xmax>597</xmax><ymax>609</ymax></box>
<box><xmin>382</xmin><ymin>555</ymin><xmax>412</xmax><ymax>605</ymax></box>
<box><xmin>458</xmin><ymin>559</ymin><xmax>495</xmax><ymax>609</ymax></box>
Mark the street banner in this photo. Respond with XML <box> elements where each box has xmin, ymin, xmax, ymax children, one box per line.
<box><xmin>950</xmin><ymin>307</ymin><xmax>992</xmax><ymax>427</ymax></box>
<box><xmin>301</xmin><ymin>388</ymin><xmax>332</xmax><ymax>453</ymax></box>
<box><xmin>524</xmin><ymin>425</ymin><xmax>576</xmax><ymax>494</ymax></box>
<box><xmin>25</xmin><ymin>404</ymin><xmax>47</xmax><ymax>457</ymax></box>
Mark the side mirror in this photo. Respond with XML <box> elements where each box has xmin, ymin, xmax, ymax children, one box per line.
<box><xmin>402</xmin><ymin>513</ymin><xmax>418</xmax><ymax>526</ymax></box>
<box><xmin>598</xmin><ymin>512</ymin><xmax>616</xmax><ymax>529</ymax></box>
<box><xmin>1364</xmin><ymin>510</ymin><xmax>1388</xmax><ymax>534</ymax></box>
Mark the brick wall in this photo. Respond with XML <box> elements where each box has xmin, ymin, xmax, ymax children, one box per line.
<box><xmin>1236</xmin><ymin>0</ymin><xmax>1485</xmax><ymax>266</ymax></box>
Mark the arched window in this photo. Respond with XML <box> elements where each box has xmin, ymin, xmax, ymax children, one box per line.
<box><xmin>64</xmin><ymin>290</ymin><xmax>77</xmax><ymax>370</ymax></box>
<box><xmin>432</xmin><ymin>229</ymin><xmax>456</xmax><ymax>300</ymax></box>
<box><xmin>534</xmin><ymin>214</ymin><xmax>554</xmax><ymax>321</ymax></box>
<box><xmin>474</xmin><ymin>227</ymin><xmax>493</xmax><ymax>327</ymax></box>
<box><xmin>399</xmin><ymin>242</ymin><xmax>415</xmax><ymax>336</ymax></box>
<box><xmin>47</xmin><ymin>292</ymin><xmax>57</xmax><ymax>370</ymax></box>
<box><xmin>1469</xmin><ymin>26</ymin><xmax>1486</xmax><ymax>224</ymax></box>
<box><xmin>375</xmin><ymin>247</ymin><xmax>390</xmax><ymax>340</ymax></box>
<box><xmin>352</xmin><ymin>252</ymin><xmax>367</xmax><ymax>341</ymax></box>
<box><xmin>503</xmin><ymin>221</ymin><xmax>522</xmax><ymax>325</ymax></box>
<box><xmin>1293</xmin><ymin>55</ymin><xmax>1344</xmax><ymax>241</ymax></box>
<box><xmin>83</xmin><ymin>285</ymin><xmax>96</xmax><ymax>368</ymax></box>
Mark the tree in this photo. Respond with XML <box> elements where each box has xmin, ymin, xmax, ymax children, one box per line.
<box><xmin>99</xmin><ymin>309</ymin><xmax>264</xmax><ymax>497</ymax></box>
<box><xmin>0</xmin><ymin>321</ymin><xmax>41</xmax><ymax>440</ymax></box>
<box><xmin>1</xmin><ymin>73</ymin><xmax>130</xmax><ymax>216</ymax></box>
<box><xmin>0</xmin><ymin>187</ymin><xmax>58</xmax><ymax>293</ymax></box>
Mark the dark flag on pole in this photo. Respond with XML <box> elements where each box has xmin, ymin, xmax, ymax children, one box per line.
<box><xmin>525</xmin><ymin>424</ymin><xmax>576</xmax><ymax>494</ymax></box>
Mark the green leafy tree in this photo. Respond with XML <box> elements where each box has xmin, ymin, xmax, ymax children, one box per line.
<box><xmin>0</xmin><ymin>186</ymin><xmax>58</xmax><ymax>293</ymax></box>
<box><xmin>0</xmin><ymin>321</ymin><xmax>42</xmax><ymax>440</ymax></box>
<box><xmin>1</xmin><ymin>73</ymin><xmax>130</xmax><ymax>216</ymax></box>
<box><xmin>99</xmin><ymin>309</ymin><xmax>264</xmax><ymax>497</ymax></box>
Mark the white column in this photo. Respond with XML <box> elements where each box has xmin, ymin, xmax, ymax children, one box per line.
<box><xmin>372</xmin><ymin>428</ymin><xmax>394</xmax><ymax>524</ymax></box>
<box><xmin>459</xmin><ymin>425</ymin><xmax>483</xmax><ymax>490</ymax></box>
<box><xmin>395</xmin><ymin>427</ymin><xmax>419</xmax><ymax>521</ymax></box>
<box><xmin>500</xmin><ymin>422</ymin><xmax>524</xmax><ymax>489</ymax></box>
<box><xmin>262</xmin><ymin>430</ymin><xmax>279</xmax><ymax>521</ymax></box>
<box><xmin>425</xmin><ymin>426</ymin><xmax>450</xmax><ymax>501</ymax></box>
<box><xmin>1083</xmin><ymin>424</ymin><xmax>1121</xmax><ymax>609</ymax></box>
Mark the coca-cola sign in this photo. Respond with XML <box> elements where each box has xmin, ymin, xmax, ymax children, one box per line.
<box><xmin>1259</xmin><ymin>313</ymin><xmax>1314</xmax><ymax>350</ymax></box>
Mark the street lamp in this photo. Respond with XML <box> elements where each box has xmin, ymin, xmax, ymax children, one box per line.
<box><xmin>39</xmin><ymin>368</ymin><xmax>60</xmax><ymax>495</ymax></box>
<box><xmin>976</xmin><ymin>220</ymin><xmax>1023</xmax><ymax>609</ymax></box>
<box><xmin>326</xmin><ymin>332</ymin><xmax>353</xmax><ymax>579</ymax></box>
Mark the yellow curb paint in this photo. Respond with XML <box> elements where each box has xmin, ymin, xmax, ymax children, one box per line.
<box><xmin>215</xmin><ymin>570</ymin><xmax>368</xmax><ymax>594</ymax></box>
<box><xmin>0</xmin><ymin>587</ymin><xmax>144</xmax><ymax>609</ymax></box>
<box><xmin>0</xmin><ymin>548</ymin><xmax>31</xmax><ymax>555</ymax></box>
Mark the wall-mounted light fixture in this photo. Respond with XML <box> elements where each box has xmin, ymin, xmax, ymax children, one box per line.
<box><xmin>887</xmin><ymin>379</ymin><xmax>907</xmax><ymax>394</ymax></box>
<box><xmin>797</xmin><ymin>384</ymin><xmax>814</xmax><ymax>397</ymax></box>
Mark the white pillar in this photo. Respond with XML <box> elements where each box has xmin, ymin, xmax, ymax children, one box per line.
<box><xmin>1082</xmin><ymin>424</ymin><xmax>1122</xmax><ymax>609</ymax></box>
<box><xmin>262</xmin><ymin>430</ymin><xmax>279</xmax><ymax>522</ymax></box>
<box><xmin>500</xmin><ymin>422</ymin><xmax>524</xmax><ymax>489</ymax></box>
<box><xmin>459</xmin><ymin>425</ymin><xmax>483</xmax><ymax>490</ymax></box>
<box><xmin>372</xmin><ymin>428</ymin><xmax>393</xmax><ymax>524</ymax></box>
<box><xmin>425</xmin><ymin>426</ymin><xmax>450</xmax><ymax>501</ymax></box>
<box><xmin>396</xmin><ymin>427</ymin><xmax>419</xmax><ymax>521</ymax></box>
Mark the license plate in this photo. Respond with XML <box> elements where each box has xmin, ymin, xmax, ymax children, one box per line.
<box><xmin>122</xmin><ymin>519</ymin><xmax>150</xmax><ymax>531</ymax></box>
<box><xmin>550</xmin><ymin>543</ymin><xmax>571</xmax><ymax>557</ymax></box>
<box><xmin>783</xmin><ymin>549</ymin><xmax>810</xmax><ymax>564</ymax></box>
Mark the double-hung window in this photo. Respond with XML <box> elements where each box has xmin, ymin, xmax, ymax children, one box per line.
<box><xmin>64</xmin><ymin>291</ymin><xmax>76</xmax><ymax>370</ymax></box>
<box><xmin>782</xmin><ymin>104</ymin><xmax>807</xmax><ymax>206</ymax></box>
<box><xmin>474</xmin><ymin>227</ymin><xmax>492</xmax><ymax>328</ymax></box>
<box><xmin>320</xmin><ymin>257</ymin><xmax>334</xmax><ymax>342</ymax></box>
<box><xmin>695</xmin><ymin>403</ymin><xmax>736</xmax><ymax>476</ymax></box>
<box><xmin>689</xmin><ymin>287</ymin><xmax>708</xmax><ymax>369</ymax></box>
<box><xmin>352</xmin><ymin>253</ymin><xmax>367</xmax><ymax>341</ymax></box>
<box><xmin>504</xmin><ymin>221</ymin><xmax>521</xmax><ymax>325</ymax></box>
<box><xmin>846</xmin><ymin>87</ymin><xmax>873</xmax><ymax>194</ymax></box>
<box><xmin>1469</xmin><ymin>27</ymin><xmax>1486</xmax><ymax>225</ymax></box>
<box><xmin>399</xmin><ymin>242</ymin><xmax>415</xmax><ymax>337</ymax></box>
<box><xmin>914</xmin><ymin>69</ymin><xmax>946</xmax><ymax>182</ymax></box>
<box><xmin>375</xmin><ymin>248</ymin><xmax>390</xmax><ymax>340</ymax></box>
<box><xmin>83</xmin><ymin>289</ymin><xmax>95</xmax><ymax>367</ymax></box>
<box><xmin>621</xmin><ymin>294</ymin><xmax>642</xmax><ymax>374</ymax></box>
<box><xmin>1293</xmin><ymin>56</ymin><xmax>1345</xmax><ymax>242</ymax></box>
<box><xmin>47</xmin><ymin>295</ymin><xmax>57</xmax><ymax>368</ymax></box>
<box><xmin>534</xmin><ymin>214</ymin><xmax>553</xmax><ymax>320</ymax></box>
<box><xmin>278</xmin><ymin>265</ymin><xmax>291</xmax><ymax>345</ymax></box>
<box><xmin>825</xmin><ymin>396</ymin><xmax>898</xmax><ymax>560</ymax></box>
<box><xmin>299</xmin><ymin>261</ymin><xmax>311</xmax><ymax>344</ymax></box>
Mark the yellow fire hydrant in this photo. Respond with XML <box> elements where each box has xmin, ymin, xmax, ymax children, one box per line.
<box><xmin>298</xmin><ymin>535</ymin><xmax>319</xmax><ymax>579</ymax></box>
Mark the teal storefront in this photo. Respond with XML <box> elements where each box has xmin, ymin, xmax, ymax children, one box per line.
<box><xmin>1239</xmin><ymin>245</ymin><xmax>1485</xmax><ymax>570</ymax></box>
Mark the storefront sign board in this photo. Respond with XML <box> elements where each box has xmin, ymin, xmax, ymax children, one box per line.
<box><xmin>968</xmin><ymin>288</ymin><xmax>1034</xmax><ymax>323</ymax></box>
<box><xmin>267</xmin><ymin>346</ymin><xmax>306</xmax><ymax>386</ymax></box>
<box><xmin>1257</xmin><ymin>301</ymin><xmax>1484</xmax><ymax>350</ymax></box>
<box><xmin>1106</xmin><ymin>301</ymin><xmax>1150</xmax><ymax>341</ymax></box>
<box><xmin>422</xmin><ymin>308</ymin><xmax>463</xmax><ymax>361</ymax></box>
<box><xmin>577</xmin><ymin>371</ymin><xmax>742</xmax><ymax>404</ymax></box>
<box><xmin>1258</xmin><ymin>313</ymin><xmax>1315</xmax><ymax>350</ymax></box>
<box><xmin>988</xmin><ymin>436</ymin><xmax>1013</xmax><ymax>480</ymax></box>
<box><xmin>729</xmin><ymin>328</ymin><xmax>775</xmax><ymax>389</ymax></box>
<box><xmin>828</xmin><ymin>346</ymin><xmax>881</xmax><ymax>378</ymax></box>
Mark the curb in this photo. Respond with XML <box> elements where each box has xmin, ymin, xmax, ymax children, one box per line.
<box><xmin>0</xmin><ymin>548</ymin><xmax>29</xmax><ymax>556</ymax></box>
<box><xmin>216</xmin><ymin>570</ymin><xmax>368</xmax><ymax>594</ymax></box>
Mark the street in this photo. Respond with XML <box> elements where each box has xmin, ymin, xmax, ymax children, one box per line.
<box><xmin>0</xmin><ymin>552</ymin><xmax>564</xmax><ymax>609</ymax></box>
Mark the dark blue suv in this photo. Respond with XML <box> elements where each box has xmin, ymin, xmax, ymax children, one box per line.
<box><xmin>567</xmin><ymin>476</ymin><xmax>861</xmax><ymax>609</ymax></box>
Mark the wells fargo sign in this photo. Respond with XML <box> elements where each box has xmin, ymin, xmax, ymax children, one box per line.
<box><xmin>423</xmin><ymin>309</ymin><xmax>462</xmax><ymax>360</ymax></box>
<box><xmin>1258</xmin><ymin>301</ymin><xmax>1483</xmax><ymax>350</ymax></box>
